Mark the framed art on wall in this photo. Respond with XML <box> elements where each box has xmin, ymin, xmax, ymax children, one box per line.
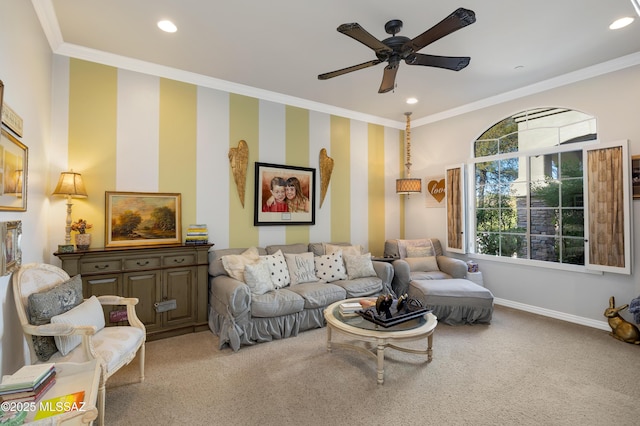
<box><xmin>254</xmin><ymin>162</ymin><xmax>316</xmax><ymax>226</ymax></box>
<box><xmin>0</xmin><ymin>128</ymin><xmax>28</xmax><ymax>211</ymax></box>
<box><xmin>105</xmin><ymin>191</ymin><xmax>182</xmax><ymax>247</ymax></box>
<box><xmin>632</xmin><ymin>155</ymin><xmax>640</xmax><ymax>200</ymax></box>
<box><xmin>1</xmin><ymin>220</ymin><xmax>22</xmax><ymax>276</ymax></box>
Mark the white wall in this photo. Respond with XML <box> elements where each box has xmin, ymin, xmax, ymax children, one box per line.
<box><xmin>0</xmin><ymin>0</ymin><xmax>53</xmax><ymax>377</ymax></box>
<box><xmin>408</xmin><ymin>65</ymin><xmax>640</xmax><ymax>327</ymax></box>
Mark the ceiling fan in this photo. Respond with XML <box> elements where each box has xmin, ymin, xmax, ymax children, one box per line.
<box><xmin>318</xmin><ymin>7</ymin><xmax>476</xmax><ymax>93</ymax></box>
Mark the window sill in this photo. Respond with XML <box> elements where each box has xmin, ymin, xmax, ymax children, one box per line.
<box><xmin>467</xmin><ymin>253</ymin><xmax>603</xmax><ymax>275</ymax></box>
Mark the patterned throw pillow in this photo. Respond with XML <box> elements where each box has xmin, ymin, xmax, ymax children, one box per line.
<box><xmin>221</xmin><ymin>247</ymin><xmax>260</xmax><ymax>282</ymax></box>
<box><xmin>314</xmin><ymin>250</ymin><xmax>347</xmax><ymax>282</ymax></box>
<box><xmin>261</xmin><ymin>250</ymin><xmax>290</xmax><ymax>288</ymax></box>
<box><xmin>284</xmin><ymin>252</ymin><xmax>319</xmax><ymax>286</ymax></box>
<box><xmin>27</xmin><ymin>274</ymin><xmax>84</xmax><ymax>361</ymax></box>
<box><xmin>244</xmin><ymin>260</ymin><xmax>274</xmax><ymax>295</ymax></box>
<box><xmin>344</xmin><ymin>253</ymin><xmax>377</xmax><ymax>280</ymax></box>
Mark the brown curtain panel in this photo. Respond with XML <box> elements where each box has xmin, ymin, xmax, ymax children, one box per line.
<box><xmin>587</xmin><ymin>146</ymin><xmax>625</xmax><ymax>268</ymax></box>
<box><xmin>446</xmin><ymin>167</ymin><xmax>462</xmax><ymax>250</ymax></box>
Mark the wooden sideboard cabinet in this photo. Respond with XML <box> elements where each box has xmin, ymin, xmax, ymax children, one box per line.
<box><xmin>54</xmin><ymin>244</ymin><xmax>212</xmax><ymax>341</ymax></box>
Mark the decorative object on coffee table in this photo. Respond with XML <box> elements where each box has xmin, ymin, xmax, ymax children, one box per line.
<box><xmin>604</xmin><ymin>296</ymin><xmax>640</xmax><ymax>344</ymax></box>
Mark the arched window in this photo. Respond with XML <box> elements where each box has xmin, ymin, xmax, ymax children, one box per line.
<box><xmin>458</xmin><ymin>107</ymin><xmax>630</xmax><ymax>273</ymax></box>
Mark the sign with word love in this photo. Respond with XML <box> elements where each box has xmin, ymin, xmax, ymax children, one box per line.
<box><xmin>425</xmin><ymin>176</ymin><xmax>446</xmax><ymax>208</ymax></box>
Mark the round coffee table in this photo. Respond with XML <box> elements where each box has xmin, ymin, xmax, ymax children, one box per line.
<box><xmin>324</xmin><ymin>298</ymin><xmax>437</xmax><ymax>384</ymax></box>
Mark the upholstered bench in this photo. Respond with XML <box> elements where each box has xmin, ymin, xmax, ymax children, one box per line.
<box><xmin>408</xmin><ymin>278</ymin><xmax>493</xmax><ymax>325</ymax></box>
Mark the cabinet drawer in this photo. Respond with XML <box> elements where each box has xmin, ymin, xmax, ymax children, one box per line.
<box><xmin>124</xmin><ymin>257</ymin><xmax>161</xmax><ymax>270</ymax></box>
<box><xmin>163</xmin><ymin>254</ymin><xmax>196</xmax><ymax>267</ymax></box>
<box><xmin>81</xmin><ymin>259</ymin><xmax>122</xmax><ymax>274</ymax></box>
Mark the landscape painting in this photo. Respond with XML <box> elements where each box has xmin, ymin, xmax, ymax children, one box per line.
<box><xmin>105</xmin><ymin>191</ymin><xmax>182</xmax><ymax>247</ymax></box>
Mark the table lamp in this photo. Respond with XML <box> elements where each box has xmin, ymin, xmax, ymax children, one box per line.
<box><xmin>52</xmin><ymin>171</ymin><xmax>87</xmax><ymax>251</ymax></box>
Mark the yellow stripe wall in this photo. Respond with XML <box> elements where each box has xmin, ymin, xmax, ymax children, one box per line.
<box><xmin>59</xmin><ymin>58</ymin><xmax>403</xmax><ymax>251</ymax></box>
<box><xmin>68</xmin><ymin>59</ymin><xmax>117</xmax><ymax>248</ymax></box>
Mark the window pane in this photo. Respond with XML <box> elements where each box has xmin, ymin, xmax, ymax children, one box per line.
<box><xmin>499</xmin><ymin>158</ymin><xmax>519</xmax><ymax>183</ymax></box>
<box><xmin>530</xmin><ymin>236</ymin><xmax>559</xmax><ymax>262</ymax></box>
<box><xmin>475</xmin><ymin>139</ymin><xmax>498</xmax><ymax>157</ymax></box>
<box><xmin>477</xmin><ymin>209</ymin><xmax>500</xmax><ymax>232</ymax></box>
<box><xmin>476</xmin><ymin>185</ymin><xmax>500</xmax><ymax>208</ymax></box>
<box><xmin>530</xmin><ymin>153</ymin><xmax>558</xmax><ymax>181</ymax></box>
<box><xmin>561</xmin><ymin>238</ymin><xmax>585</xmax><ymax>265</ymax></box>
<box><xmin>560</xmin><ymin>151</ymin><xmax>583</xmax><ymax>178</ymax></box>
<box><xmin>499</xmin><ymin>133</ymin><xmax>518</xmax><ymax>154</ymax></box>
<box><xmin>559</xmin><ymin>117</ymin><xmax>597</xmax><ymax>144</ymax></box>
<box><xmin>476</xmin><ymin>232</ymin><xmax>499</xmax><ymax>255</ymax></box>
<box><xmin>530</xmin><ymin>208</ymin><xmax>559</xmax><ymax>237</ymax></box>
<box><xmin>530</xmin><ymin>180</ymin><xmax>559</xmax><ymax>207</ymax></box>
<box><xmin>500</xmin><ymin>234</ymin><xmax>527</xmax><ymax>258</ymax></box>
<box><xmin>560</xmin><ymin>179</ymin><xmax>583</xmax><ymax>207</ymax></box>
<box><xmin>561</xmin><ymin>209</ymin><xmax>584</xmax><ymax>237</ymax></box>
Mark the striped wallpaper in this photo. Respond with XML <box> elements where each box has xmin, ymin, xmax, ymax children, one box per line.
<box><xmin>61</xmin><ymin>58</ymin><xmax>404</xmax><ymax>255</ymax></box>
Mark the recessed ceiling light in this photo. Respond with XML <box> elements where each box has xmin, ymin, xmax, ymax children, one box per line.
<box><xmin>609</xmin><ymin>17</ymin><xmax>634</xmax><ymax>30</ymax></box>
<box><xmin>158</xmin><ymin>20</ymin><xmax>177</xmax><ymax>33</ymax></box>
<box><xmin>406</xmin><ymin>97</ymin><xmax>418</xmax><ymax>105</ymax></box>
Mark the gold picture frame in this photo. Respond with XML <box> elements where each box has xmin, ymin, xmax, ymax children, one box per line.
<box><xmin>0</xmin><ymin>128</ymin><xmax>28</xmax><ymax>211</ymax></box>
<box><xmin>105</xmin><ymin>191</ymin><xmax>182</xmax><ymax>247</ymax></box>
<box><xmin>633</xmin><ymin>155</ymin><xmax>640</xmax><ymax>200</ymax></box>
<box><xmin>1</xmin><ymin>220</ymin><xmax>22</xmax><ymax>276</ymax></box>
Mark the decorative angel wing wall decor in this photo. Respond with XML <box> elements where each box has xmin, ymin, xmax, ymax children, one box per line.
<box><xmin>228</xmin><ymin>140</ymin><xmax>249</xmax><ymax>207</ymax></box>
<box><xmin>319</xmin><ymin>148</ymin><xmax>334</xmax><ymax>208</ymax></box>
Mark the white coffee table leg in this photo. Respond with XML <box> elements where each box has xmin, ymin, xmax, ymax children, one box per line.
<box><xmin>427</xmin><ymin>332</ymin><xmax>433</xmax><ymax>362</ymax></box>
<box><xmin>377</xmin><ymin>340</ymin><xmax>385</xmax><ymax>384</ymax></box>
<box><xmin>327</xmin><ymin>325</ymin><xmax>333</xmax><ymax>352</ymax></box>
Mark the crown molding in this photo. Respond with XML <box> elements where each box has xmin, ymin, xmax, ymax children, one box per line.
<box><xmin>33</xmin><ymin>0</ymin><xmax>640</xmax><ymax>130</ymax></box>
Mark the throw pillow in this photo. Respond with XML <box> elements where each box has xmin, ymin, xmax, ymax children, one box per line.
<box><xmin>284</xmin><ymin>252</ymin><xmax>319</xmax><ymax>286</ymax></box>
<box><xmin>397</xmin><ymin>239</ymin><xmax>433</xmax><ymax>259</ymax></box>
<box><xmin>406</xmin><ymin>245</ymin><xmax>435</xmax><ymax>258</ymax></box>
<box><xmin>221</xmin><ymin>247</ymin><xmax>260</xmax><ymax>282</ymax></box>
<box><xmin>314</xmin><ymin>250</ymin><xmax>347</xmax><ymax>282</ymax></box>
<box><xmin>323</xmin><ymin>243</ymin><xmax>362</xmax><ymax>256</ymax></box>
<box><xmin>344</xmin><ymin>253</ymin><xmax>377</xmax><ymax>280</ymax></box>
<box><xmin>405</xmin><ymin>256</ymin><xmax>439</xmax><ymax>272</ymax></box>
<box><xmin>51</xmin><ymin>295</ymin><xmax>105</xmax><ymax>356</ymax></box>
<box><xmin>27</xmin><ymin>274</ymin><xmax>84</xmax><ymax>361</ymax></box>
<box><xmin>244</xmin><ymin>260</ymin><xmax>274</xmax><ymax>295</ymax></box>
<box><xmin>261</xmin><ymin>250</ymin><xmax>290</xmax><ymax>288</ymax></box>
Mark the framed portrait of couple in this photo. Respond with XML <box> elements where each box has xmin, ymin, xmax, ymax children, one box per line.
<box><xmin>254</xmin><ymin>162</ymin><xmax>316</xmax><ymax>226</ymax></box>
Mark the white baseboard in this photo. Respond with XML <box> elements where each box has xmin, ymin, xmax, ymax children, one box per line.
<box><xmin>494</xmin><ymin>298</ymin><xmax>610</xmax><ymax>331</ymax></box>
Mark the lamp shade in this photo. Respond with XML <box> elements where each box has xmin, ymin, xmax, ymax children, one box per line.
<box><xmin>396</xmin><ymin>178</ymin><xmax>422</xmax><ymax>194</ymax></box>
<box><xmin>52</xmin><ymin>171</ymin><xmax>87</xmax><ymax>197</ymax></box>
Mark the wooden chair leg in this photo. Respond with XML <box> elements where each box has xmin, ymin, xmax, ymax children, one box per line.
<box><xmin>139</xmin><ymin>343</ymin><xmax>145</xmax><ymax>382</ymax></box>
<box><xmin>97</xmin><ymin>383</ymin><xmax>106</xmax><ymax>426</ymax></box>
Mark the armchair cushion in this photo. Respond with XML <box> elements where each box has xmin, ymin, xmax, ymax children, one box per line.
<box><xmin>51</xmin><ymin>296</ymin><xmax>106</xmax><ymax>356</ymax></box>
<box><xmin>27</xmin><ymin>274</ymin><xmax>83</xmax><ymax>361</ymax></box>
<box><xmin>397</xmin><ymin>239</ymin><xmax>434</xmax><ymax>259</ymax></box>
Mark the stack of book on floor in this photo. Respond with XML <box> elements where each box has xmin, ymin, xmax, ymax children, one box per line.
<box><xmin>185</xmin><ymin>224</ymin><xmax>209</xmax><ymax>245</ymax></box>
<box><xmin>339</xmin><ymin>302</ymin><xmax>362</xmax><ymax>315</ymax></box>
<box><xmin>0</xmin><ymin>363</ymin><xmax>56</xmax><ymax>404</ymax></box>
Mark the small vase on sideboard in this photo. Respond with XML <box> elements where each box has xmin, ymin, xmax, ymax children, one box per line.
<box><xmin>75</xmin><ymin>233</ymin><xmax>91</xmax><ymax>251</ymax></box>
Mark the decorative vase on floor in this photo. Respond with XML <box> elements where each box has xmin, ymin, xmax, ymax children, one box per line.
<box><xmin>75</xmin><ymin>233</ymin><xmax>91</xmax><ymax>251</ymax></box>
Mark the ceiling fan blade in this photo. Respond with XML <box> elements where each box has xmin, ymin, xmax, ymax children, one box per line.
<box><xmin>338</xmin><ymin>23</ymin><xmax>393</xmax><ymax>55</ymax></box>
<box><xmin>406</xmin><ymin>53</ymin><xmax>470</xmax><ymax>71</ymax></box>
<box><xmin>318</xmin><ymin>59</ymin><xmax>382</xmax><ymax>80</ymax></box>
<box><xmin>405</xmin><ymin>8</ymin><xmax>476</xmax><ymax>53</ymax></box>
<box><xmin>378</xmin><ymin>63</ymin><xmax>399</xmax><ymax>93</ymax></box>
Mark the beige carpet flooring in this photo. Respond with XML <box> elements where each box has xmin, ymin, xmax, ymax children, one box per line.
<box><xmin>105</xmin><ymin>305</ymin><xmax>640</xmax><ymax>426</ymax></box>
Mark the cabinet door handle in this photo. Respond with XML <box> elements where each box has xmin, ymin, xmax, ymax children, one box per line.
<box><xmin>137</xmin><ymin>260</ymin><xmax>150</xmax><ymax>266</ymax></box>
<box><xmin>94</xmin><ymin>264</ymin><xmax>111</xmax><ymax>270</ymax></box>
<box><xmin>173</xmin><ymin>258</ymin><xmax>185</xmax><ymax>264</ymax></box>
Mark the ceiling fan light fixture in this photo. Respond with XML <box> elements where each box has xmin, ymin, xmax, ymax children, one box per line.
<box><xmin>397</xmin><ymin>112</ymin><xmax>422</xmax><ymax>196</ymax></box>
<box><xmin>158</xmin><ymin>20</ymin><xmax>177</xmax><ymax>33</ymax></box>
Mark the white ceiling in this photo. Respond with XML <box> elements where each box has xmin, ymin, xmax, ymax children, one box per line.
<box><xmin>35</xmin><ymin>0</ymin><xmax>640</xmax><ymax>127</ymax></box>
